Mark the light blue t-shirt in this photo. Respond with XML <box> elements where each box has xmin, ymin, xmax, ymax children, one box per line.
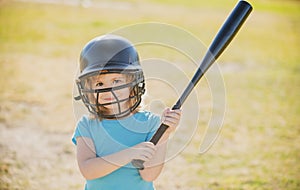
<box><xmin>72</xmin><ymin>111</ymin><xmax>161</xmax><ymax>190</ymax></box>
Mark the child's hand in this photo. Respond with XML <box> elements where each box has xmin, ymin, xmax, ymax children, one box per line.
<box><xmin>161</xmin><ymin>108</ymin><xmax>181</xmax><ymax>135</ymax></box>
<box><xmin>129</xmin><ymin>142</ymin><xmax>157</xmax><ymax>162</ymax></box>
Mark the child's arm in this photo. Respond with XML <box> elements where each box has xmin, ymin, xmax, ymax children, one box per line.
<box><xmin>76</xmin><ymin>137</ymin><xmax>157</xmax><ymax>180</ymax></box>
<box><xmin>139</xmin><ymin>108</ymin><xmax>181</xmax><ymax>181</ymax></box>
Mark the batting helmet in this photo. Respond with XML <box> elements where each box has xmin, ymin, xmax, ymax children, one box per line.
<box><xmin>75</xmin><ymin>34</ymin><xmax>145</xmax><ymax>119</ymax></box>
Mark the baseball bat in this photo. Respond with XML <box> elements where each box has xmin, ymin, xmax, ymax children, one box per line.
<box><xmin>132</xmin><ymin>0</ymin><xmax>253</xmax><ymax>169</ymax></box>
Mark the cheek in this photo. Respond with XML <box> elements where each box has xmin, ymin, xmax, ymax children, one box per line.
<box><xmin>118</xmin><ymin>88</ymin><xmax>130</xmax><ymax>98</ymax></box>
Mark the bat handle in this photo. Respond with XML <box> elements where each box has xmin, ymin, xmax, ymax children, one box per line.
<box><xmin>132</xmin><ymin>105</ymin><xmax>180</xmax><ymax>169</ymax></box>
<box><xmin>131</xmin><ymin>123</ymin><xmax>169</xmax><ymax>170</ymax></box>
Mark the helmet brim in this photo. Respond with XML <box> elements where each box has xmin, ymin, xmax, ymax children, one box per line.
<box><xmin>79</xmin><ymin>61</ymin><xmax>142</xmax><ymax>79</ymax></box>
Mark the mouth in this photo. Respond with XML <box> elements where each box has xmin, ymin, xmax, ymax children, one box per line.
<box><xmin>102</xmin><ymin>97</ymin><xmax>115</xmax><ymax>102</ymax></box>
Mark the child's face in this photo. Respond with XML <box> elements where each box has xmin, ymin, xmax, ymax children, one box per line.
<box><xmin>90</xmin><ymin>73</ymin><xmax>131</xmax><ymax>113</ymax></box>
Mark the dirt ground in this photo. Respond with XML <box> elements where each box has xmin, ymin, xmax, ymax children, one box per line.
<box><xmin>0</xmin><ymin>53</ymin><xmax>84</xmax><ymax>189</ymax></box>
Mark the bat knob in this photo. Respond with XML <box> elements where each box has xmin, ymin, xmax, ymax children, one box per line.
<box><xmin>131</xmin><ymin>159</ymin><xmax>145</xmax><ymax>170</ymax></box>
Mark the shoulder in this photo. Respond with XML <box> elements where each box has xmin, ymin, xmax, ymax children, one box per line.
<box><xmin>77</xmin><ymin>114</ymin><xmax>89</xmax><ymax>124</ymax></box>
<box><xmin>77</xmin><ymin>115</ymin><xmax>99</xmax><ymax>127</ymax></box>
<box><xmin>72</xmin><ymin>115</ymin><xmax>98</xmax><ymax>145</ymax></box>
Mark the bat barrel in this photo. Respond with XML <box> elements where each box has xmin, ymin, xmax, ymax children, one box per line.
<box><xmin>209</xmin><ymin>0</ymin><xmax>253</xmax><ymax>60</ymax></box>
<box><xmin>174</xmin><ymin>0</ymin><xmax>252</xmax><ymax>110</ymax></box>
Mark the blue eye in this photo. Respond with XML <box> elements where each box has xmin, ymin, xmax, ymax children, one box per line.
<box><xmin>113</xmin><ymin>79</ymin><xmax>124</xmax><ymax>85</ymax></box>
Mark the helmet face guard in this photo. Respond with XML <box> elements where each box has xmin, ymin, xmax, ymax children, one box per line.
<box><xmin>75</xmin><ymin>35</ymin><xmax>145</xmax><ymax>119</ymax></box>
<box><xmin>76</xmin><ymin>70</ymin><xmax>145</xmax><ymax>119</ymax></box>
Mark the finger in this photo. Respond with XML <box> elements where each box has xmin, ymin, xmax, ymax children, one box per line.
<box><xmin>142</xmin><ymin>154</ymin><xmax>153</xmax><ymax>162</ymax></box>
<box><xmin>142</xmin><ymin>141</ymin><xmax>154</xmax><ymax>146</ymax></box>
<box><xmin>138</xmin><ymin>155</ymin><xmax>150</xmax><ymax>162</ymax></box>
<box><xmin>143</xmin><ymin>149</ymin><xmax>155</xmax><ymax>159</ymax></box>
<box><xmin>143</xmin><ymin>142</ymin><xmax>155</xmax><ymax>149</ymax></box>
<box><xmin>146</xmin><ymin>145</ymin><xmax>157</xmax><ymax>153</ymax></box>
<box><xmin>164</xmin><ymin>111</ymin><xmax>181</xmax><ymax>120</ymax></box>
<box><xmin>163</xmin><ymin>117</ymin><xmax>180</xmax><ymax>128</ymax></box>
<box><xmin>162</xmin><ymin>110</ymin><xmax>181</xmax><ymax>123</ymax></box>
<box><xmin>167</xmin><ymin>110</ymin><xmax>181</xmax><ymax>117</ymax></box>
<box><xmin>164</xmin><ymin>114</ymin><xmax>181</xmax><ymax>123</ymax></box>
<box><xmin>139</xmin><ymin>149</ymin><xmax>156</xmax><ymax>161</ymax></box>
<box><xmin>136</xmin><ymin>142</ymin><xmax>153</xmax><ymax>148</ymax></box>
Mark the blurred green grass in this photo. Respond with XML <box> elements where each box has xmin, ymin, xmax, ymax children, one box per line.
<box><xmin>0</xmin><ymin>0</ymin><xmax>299</xmax><ymax>189</ymax></box>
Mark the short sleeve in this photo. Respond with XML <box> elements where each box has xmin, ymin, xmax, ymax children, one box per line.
<box><xmin>72</xmin><ymin>116</ymin><xmax>92</xmax><ymax>145</ymax></box>
<box><xmin>145</xmin><ymin>113</ymin><xmax>161</xmax><ymax>141</ymax></box>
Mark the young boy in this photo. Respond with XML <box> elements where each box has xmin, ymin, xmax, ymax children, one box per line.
<box><xmin>72</xmin><ymin>34</ymin><xmax>181</xmax><ymax>190</ymax></box>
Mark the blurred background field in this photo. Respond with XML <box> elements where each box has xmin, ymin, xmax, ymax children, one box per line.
<box><xmin>0</xmin><ymin>0</ymin><xmax>299</xmax><ymax>189</ymax></box>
